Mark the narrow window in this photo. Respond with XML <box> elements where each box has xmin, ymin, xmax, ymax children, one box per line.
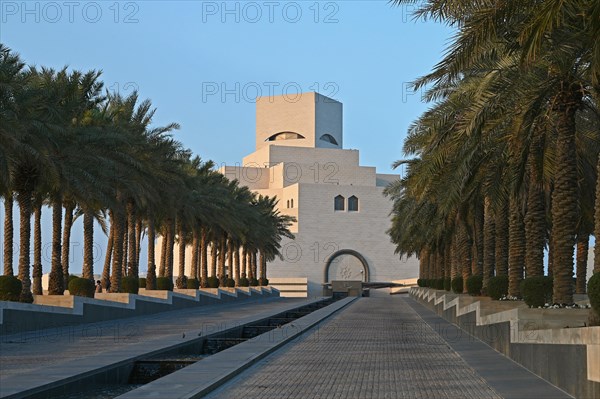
<box><xmin>287</xmin><ymin>200</ymin><xmax>290</xmax><ymax>208</ymax></box>
<box><xmin>291</xmin><ymin>198</ymin><xmax>294</xmax><ymax>208</ymax></box>
<box><xmin>348</xmin><ymin>196</ymin><xmax>359</xmax><ymax>212</ymax></box>
<box><xmin>334</xmin><ymin>195</ymin><xmax>345</xmax><ymax>211</ymax></box>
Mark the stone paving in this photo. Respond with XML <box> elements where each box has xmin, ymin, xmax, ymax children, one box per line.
<box><xmin>0</xmin><ymin>297</ymin><xmax>308</xmax><ymax>380</ymax></box>
<box><xmin>205</xmin><ymin>292</ymin><xmax>505</xmax><ymax>399</ymax></box>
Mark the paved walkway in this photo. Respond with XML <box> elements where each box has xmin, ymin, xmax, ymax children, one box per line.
<box><xmin>0</xmin><ymin>297</ymin><xmax>308</xmax><ymax>380</ymax></box>
<box><xmin>206</xmin><ymin>292</ymin><xmax>572</xmax><ymax>399</ymax></box>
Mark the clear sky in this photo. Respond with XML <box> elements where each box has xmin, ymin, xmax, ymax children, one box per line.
<box><xmin>0</xmin><ymin>1</ymin><xmax>454</xmax><ymax>274</ymax></box>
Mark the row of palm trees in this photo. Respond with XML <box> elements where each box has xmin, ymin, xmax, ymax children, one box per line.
<box><xmin>1</xmin><ymin>44</ymin><xmax>295</xmax><ymax>302</ymax></box>
<box><xmin>387</xmin><ymin>1</ymin><xmax>600</xmax><ymax>303</ymax></box>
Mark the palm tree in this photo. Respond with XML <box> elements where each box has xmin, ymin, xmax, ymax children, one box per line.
<box><xmin>391</xmin><ymin>0</ymin><xmax>599</xmax><ymax>304</ymax></box>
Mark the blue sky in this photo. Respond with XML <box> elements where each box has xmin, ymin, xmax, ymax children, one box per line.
<box><xmin>0</xmin><ymin>1</ymin><xmax>454</xmax><ymax>274</ymax></box>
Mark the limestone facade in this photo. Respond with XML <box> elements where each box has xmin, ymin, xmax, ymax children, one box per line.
<box><xmin>168</xmin><ymin>92</ymin><xmax>419</xmax><ymax>296</ymax></box>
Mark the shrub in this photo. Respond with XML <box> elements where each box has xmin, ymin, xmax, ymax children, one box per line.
<box><xmin>175</xmin><ymin>275</ymin><xmax>188</xmax><ymax>289</ymax></box>
<box><xmin>444</xmin><ymin>277</ymin><xmax>451</xmax><ymax>291</ymax></box>
<box><xmin>259</xmin><ymin>278</ymin><xmax>269</xmax><ymax>286</ymax></box>
<box><xmin>68</xmin><ymin>274</ymin><xmax>79</xmax><ymax>283</ymax></box>
<box><xmin>68</xmin><ymin>278</ymin><xmax>94</xmax><ymax>298</ymax></box>
<box><xmin>0</xmin><ymin>275</ymin><xmax>22</xmax><ymax>302</ymax></box>
<box><xmin>121</xmin><ymin>276</ymin><xmax>139</xmax><ymax>294</ymax></box>
<box><xmin>207</xmin><ymin>276</ymin><xmax>220</xmax><ymax>288</ymax></box>
<box><xmin>226</xmin><ymin>278</ymin><xmax>236</xmax><ymax>288</ymax></box>
<box><xmin>451</xmin><ymin>277</ymin><xmax>463</xmax><ymax>294</ymax></box>
<box><xmin>249</xmin><ymin>278</ymin><xmax>259</xmax><ymax>287</ymax></box>
<box><xmin>238</xmin><ymin>277</ymin><xmax>249</xmax><ymax>287</ymax></box>
<box><xmin>466</xmin><ymin>275</ymin><xmax>483</xmax><ymax>296</ymax></box>
<box><xmin>187</xmin><ymin>278</ymin><xmax>200</xmax><ymax>289</ymax></box>
<box><xmin>200</xmin><ymin>277</ymin><xmax>209</xmax><ymax>288</ymax></box>
<box><xmin>156</xmin><ymin>277</ymin><xmax>174</xmax><ymax>291</ymax></box>
<box><xmin>488</xmin><ymin>275</ymin><xmax>509</xmax><ymax>300</ymax></box>
<box><xmin>587</xmin><ymin>273</ymin><xmax>600</xmax><ymax>318</ymax></box>
<box><xmin>521</xmin><ymin>276</ymin><xmax>553</xmax><ymax>307</ymax></box>
<box><xmin>138</xmin><ymin>278</ymin><xmax>147</xmax><ymax>289</ymax></box>
<box><xmin>417</xmin><ymin>278</ymin><xmax>424</xmax><ymax>287</ymax></box>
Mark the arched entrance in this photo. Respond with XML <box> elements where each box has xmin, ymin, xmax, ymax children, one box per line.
<box><xmin>323</xmin><ymin>249</ymin><xmax>370</xmax><ymax>283</ymax></box>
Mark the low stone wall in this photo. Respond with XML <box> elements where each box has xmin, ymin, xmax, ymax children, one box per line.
<box><xmin>410</xmin><ymin>287</ymin><xmax>600</xmax><ymax>399</ymax></box>
<box><xmin>0</xmin><ymin>287</ymin><xmax>279</xmax><ymax>335</ymax></box>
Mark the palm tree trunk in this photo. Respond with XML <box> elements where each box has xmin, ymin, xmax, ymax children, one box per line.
<box><xmin>418</xmin><ymin>249</ymin><xmax>424</xmax><ymax>279</ymax></box>
<box><xmin>218</xmin><ymin>235</ymin><xmax>226</xmax><ymax>284</ymax></box>
<box><xmin>159</xmin><ymin>229</ymin><xmax>167</xmax><ymax>277</ymax></box>
<box><xmin>61</xmin><ymin>202</ymin><xmax>74</xmax><ymax>290</ymax></box>
<box><xmin>82</xmin><ymin>209</ymin><xmax>94</xmax><ymax>280</ymax></box>
<box><xmin>548</xmin><ymin>238</ymin><xmax>554</xmax><ymax>277</ymax></box>
<box><xmin>473</xmin><ymin>204</ymin><xmax>484</xmax><ymax>276</ymax></box>
<box><xmin>234</xmin><ymin>246</ymin><xmax>241</xmax><ymax>285</ymax></box>
<box><xmin>525</xmin><ymin>138</ymin><xmax>546</xmax><ymax>278</ymax></box>
<box><xmin>122</xmin><ymin>219</ymin><xmax>128</xmax><ymax>277</ymax></box>
<box><xmin>176</xmin><ymin>221</ymin><xmax>186</xmax><ymax>288</ymax></box>
<box><xmin>102</xmin><ymin>219</ymin><xmax>113</xmax><ymax>290</ymax></box>
<box><xmin>210</xmin><ymin>241</ymin><xmax>218</xmax><ymax>278</ymax></box>
<box><xmin>110</xmin><ymin>209</ymin><xmax>125</xmax><ymax>293</ymax></box>
<box><xmin>251</xmin><ymin>251</ymin><xmax>258</xmax><ymax>280</ymax></box>
<box><xmin>594</xmin><ymin>153</ymin><xmax>600</xmax><ymax>274</ymax></box>
<box><xmin>32</xmin><ymin>204</ymin><xmax>42</xmax><ymax>295</ymax></box>
<box><xmin>470</xmin><ymin>241</ymin><xmax>478</xmax><ymax>276</ymax></box>
<box><xmin>241</xmin><ymin>247</ymin><xmax>247</xmax><ymax>278</ymax></box>
<box><xmin>576</xmin><ymin>234</ymin><xmax>589</xmax><ymax>294</ymax></box>
<box><xmin>146</xmin><ymin>218</ymin><xmax>156</xmax><ymax>290</ymax></box>
<box><xmin>246</xmin><ymin>250</ymin><xmax>253</xmax><ymax>280</ymax></box>
<box><xmin>200</xmin><ymin>227</ymin><xmax>208</xmax><ymax>287</ymax></box>
<box><xmin>48</xmin><ymin>197</ymin><xmax>64</xmax><ymax>295</ymax></box>
<box><xmin>550</xmin><ymin>84</ymin><xmax>581</xmax><ymax>304</ymax></box>
<box><xmin>259</xmin><ymin>251</ymin><xmax>266</xmax><ymax>282</ymax></box>
<box><xmin>508</xmin><ymin>195</ymin><xmax>525</xmax><ymax>297</ymax></box>
<box><xmin>450</xmin><ymin>236</ymin><xmax>458</xmax><ymax>280</ymax></box>
<box><xmin>16</xmin><ymin>192</ymin><xmax>33</xmax><ymax>302</ymax></box>
<box><xmin>495</xmin><ymin>199</ymin><xmax>509</xmax><ymax>276</ymax></box>
<box><xmin>166</xmin><ymin>219</ymin><xmax>175</xmax><ymax>279</ymax></box>
<box><xmin>3</xmin><ymin>193</ymin><xmax>14</xmax><ymax>276</ymax></box>
<box><xmin>227</xmin><ymin>241</ymin><xmax>234</xmax><ymax>279</ymax></box>
<box><xmin>191</xmin><ymin>228</ymin><xmax>199</xmax><ymax>281</ymax></box>
<box><xmin>126</xmin><ymin>199</ymin><xmax>137</xmax><ymax>277</ymax></box>
<box><xmin>483</xmin><ymin>197</ymin><xmax>496</xmax><ymax>288</ymax></box>
<box><xmin>458</xmin><ymin>221</ymin><xmax>472</xmax><ymax>293</ymax></box>
<box><xmin>135</xmin><ymin>219</ymin><xmax>142</xmax><ymax>268</ymax></box>
<box><xmin>444</xmin><ymin>242</ymin><xmax>451</xmax><ymax>279</ymax></box>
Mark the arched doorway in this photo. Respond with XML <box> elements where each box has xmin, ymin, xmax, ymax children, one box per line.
<box><xmin>324</xmin><ymin>249</ymin><xmax>370</xmax><ymax>283</ymax></box>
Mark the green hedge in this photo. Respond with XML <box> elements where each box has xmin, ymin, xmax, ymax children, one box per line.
<box><xmin>138</xmin><ymin>278</ymin><xmax>147</xmax><ymax>288</ymax></box>
<box><xmin>520</xmin><ymin>276</ymin><xmax>553</xmax><ymax>307</ymax></box>
<box><xmin>466</xmin><ymin>275</ymin><xmax>483</xmax><ymax>296</ymax></box>
<box><xmin>249</xmin><ymin>278</ymin><xmax>259</xmax><ymax>287</ymax></box>
<box><xmin>226</xmin><ymin>278</ymin><xmax>236</xmax><ymax>288</ymax></box>
<box><xmin>175</xmin><ymin>276</ymin><xmax>187</xmax><ymax>289</ymax></box>
<box><xmin>417</xmin><ymin>278</ymin><xmax>424</xmax><ymax>287</ymax></box>
<box><xmin>587</xmin><ymin>273</ymin><xmax>600</xmax><ymax>316</ymax></box>
<box><xmin>121</xmin><ymin>276</ymin><xmax>139</xmax><ymax>294</ymax></box>
<box><xmin>207</xmin><ymin>276</ymin><xmax>220</xmax><ymax>288</ymax></box>
<box><xmin>0</xmin><ymin>275</ymin><xmax>22</xmax><ymax>302</ymax></box>
<box><xmin>68</xmin><ymin>278</ymin><xmax>95</xmax><ymax>298</ymax></box>
<box><xmin>187</xmin><ymin>278</ymin><xmax>200</xmax><ymax>289</ymax></box>
<box><xmin>451</xmin><ymin>276</ymin><xmax>463</xmax><ymax>294</ymax></box>
<box><xmin>156</xmin><ymin>277</ymin><xmax>174</xmax><ymax>291</ymax></box>
<box><xmin>444</xmin><ymin>277</ymin><xmax>451</xmax><ymax>291</ymax></box>
<box><xmin>238</xmin><ymin>277</ymin><xmax>249</xmax><ymax>287</ymax></box>
<box><xmin>259</xmin><ymin>278</ymin><xmax>269</xmax><ymax>286</ymax></box>
<box><xmin>488</xmin><ymin>275</ymin><xmax>509</xmax><ymax>300</ymax></box>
